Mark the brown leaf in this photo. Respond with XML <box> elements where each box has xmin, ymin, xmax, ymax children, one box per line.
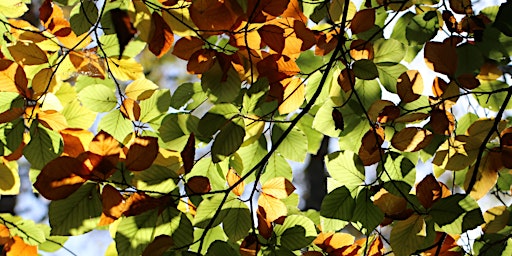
<box><xmin>124</xmin><ymin>192</ymin><xmax>171</xmax><ymax>216</ymax></box>
<box><xmin>99</xmin><ymin>184</ymin><xmax>125</xmax><ymax>226</ymax></box>
<box><xmin>181</xmin><ymin>133</ymin><xmax>195</xmax><ymax>175</ymax></box>
<box><xmin>337</xmin><ymin>68</ymin><xmax>356</xmax><ymax>92</ymax></box>
<box><xmin>34</xmin><ymin>156</ymin><xmax>88</xmax><ymax>200</ymax></box>
<box><xmin>187</xmin><ymin>49</ymin><xmax>216</xmax><ymax>74</ymax></box>
<box><xmin>186</xmin><ymin>176</ymin><xmax>211</xmax><ymax>194</ymax></box>
<box><xmin>368</xmin><ymin>100</ymin><xmax>395</xmax><ymax>123</ymax></box>
<box><xmin>7</xmin><ymin>41</ymin><xmax>48</xmax><ymax>65</ymax></box>
<box><xmin>349</xmin><ymin>39</ymin><xmax>374</xmax><ymax>61</ymax></box>
<box><xmin>373</xmin><ymin>189</ymin><xmax>408</xmax><ymax>218</ymax></box>
<box><xmin>110</xmin><ymin>8</ymin><xmax>137</xmax><ymax>59</ymax></box>
<box><xmin>172</xmin><ymin>36</ymin><xmax>204</xmax><ymax>60</ymax></box>
<box><xmin>430</xmin><ymin>109</ymin><xmax>455</xmax><ymax>135</ymax></box>
<box><xmin>424</xmin><ymin>41</ymin><xmax>458</xmax><ymax>76</ymax></box>
<box><xmin>449</xmin><ymin>0</ymin><xmax>473</xmax><ymax>14</ymax></box>
<box><xmin>332</xmin><ymin>108</ymin><xmax>344</xmax><ymax>131</ymax></box>
<box><xmin>240</xmin><ymin>234</ymin><xmax>260</xmax><ymax>256</ymax></box>
<box><xmin>359</xmin><ymin>127</ymin><xmax>385</xmax><ymax>166</ymax></box>
<box><xmin>60</xmin><ymin>128</ymin><xmax>94</xmax><ymax>158</ymax></box>
<box><xmin>148</xmin><ymin>12</ymin><xmax>174</xmax><ymax>58</ymax></box>
<box><xmin>259</xmin><ymin>24</ymin><xmax>285</xmax><ymax>53</ymax></box>
<box><xmin>351</xmin><ymin>9</ymin><xmax>375</xmax><ymax>34</ymax></box>
<box><xmin>120</xmin><ymin>98</ymin><xmax>141</xmax><ymax>121</ymax></box>
<box><xmin>416</xmin><ymin>174</ymin><xmax>443</xmax><ymax>209</ymax></box>
<box><xmin>397</xmin><ymin>70</ymin><xmax>423</xmax><ymax>103</ymax></box>
<box><xmin>457</xmin><ymin>73</ymin><xmax>480</xmax><ymax>90</ymax></box>
<box><xmin>189</xmin><ymin>0</ymin><xmax>240</xmax><ymax>32</ymax></box>
<box><xmin>257</xmin><ymin>54</ymin><xmax>300</xmax><ymax>84</ymax></box>
<box><xmin>125</xmin><ymin>136</ymin><xmax>159</xmax><ymax>171</ymax></box>
<box><xmin>80</xmin><ymin>152</ymin><xmax>119</xmax><ymax>181</ymax></box>
<box><xmin>257</xmin><ymin>206</ymin><xmax>272</xmax><ymax>239</ymax></box>
<box><xmin>142</xmin><ymin>235</ymin><xmax>173</xmax><ymax>256</ymax></box>
<box><xmin>423</xmin><ymin>232</ymin><xmax>462</xmax><ymax>256</ymax></box>
<box><xmin>391</xmin><ymin>127</ymin><xmax>433</xmax><ymax>152</ymax></box>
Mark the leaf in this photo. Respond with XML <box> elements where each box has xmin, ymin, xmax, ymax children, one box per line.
<box><xmin>4</xmin><ymin>236</ymin><xmax>37</xmax><ymax>256</ymax></box>
<box><xmin>125</xmin><ymin>136</ymin><xmax>158</xmax><ymax>171</ymax></box>
<box><xmin>494</xmin><ymin>1</ymin><xmax>512</xmax><ymax>36</ymax></box>
<box><xmin>7</xmin><ymin>41</ymin><xmax>48</xmax><ymax>65</ymax></box>
<box><xmin>0</xmin><ymin>1</ymin><xmax>28</xmax><ymax>18</ymax></box>
<box><xmin>115</xmin><ymin>210</ymin><xmax>158</xmax><ymax>256</ymax></box>
<box><xmin>34</xmin><ymin>156</ymin><xmax>87</xmax><ymax>200</ymax></box>
<box><xmin>23</xmin><ymin>122</ymin><xmax>63</xmax><ymax>170</ymax></box>
<box><xmin>193</xmin><ymin>194</ymin><xmax>226</xmax><ymax>228</ymax></box>
<box><xmin>142</xmin><ymin>235</ymin><xmax>173</xmax><ymax>256</ymax></box>
<box><xmin>274</xmin><ymin>215</ymin><xmax>317</xmax><ymax>250</ymax></box>
<box><xmin>272</xmin><ymin>123</ymin><xmax>308</xmax><ymax>162</ymax></box>
<box><xmin>397</xmin><ymin>70</ymin><xmax>423</xmax><ymax>103</ymax></box>
<box><xmin>482</xmin><ymin>206</ymin><xmax>509</xmax><ymax>234</ymax></box>
<box><xmin>353</xmin><ymin>59</ymin><xmax>379</xmax><ymax>80</ymax></box>
<box><xmin>97</xmin><ymin>110</ymin><xmax>133</xmax><ymax>143</ymax></box>
<box><xmin>320</xmin><ymin>186</ymin><xmax>355</xmax><ymax>221</ymax></box>
<box><xmin>106</xmin><ymin>57</ymin><xmax>144</xmax><ymax>81</ymax></box>
<box><xmin>391</xmin><ymin>127</ymin><xmax>433</xmax><ymax>152</ymax></box>
<box><xmin>279</xmin><ymin>78</ymin><xmax>305</xmax><ymax>114</ymax></box>
<box><xmin>390</xmin><ymin>214</ymin><xmax>427</xmax><ymax>256</ymax></box>
<box><xmin>206</xmin><ymin>241</ymin><xmax>238</xmax><ymax>256</ymax></box>
<box><xmin>424</xmin><ymin>41</ymin><xmax>458</xmax><ymax>76</ymax></box>
<box><xmin>211</xmin><ymin>118</ymin><xmax>245</xmax><ymax>162</ymax></box>
<box><xmin>148</xmin><ymin>12</ymin><xmax>174</xmax><ymax>58</ymax></box>
<box><xmin>125</xmin><ymin>78</ymin><xmax>158</xmax><ymax>101</ymax></box>
<box><xmin>110</xmin><ymin>8</ymin><xmax>137</xmax><ymax>59</ymax></box>
<box><xmin>373</xmin><ymin>38</ymin><xmax>406</xmax><ymax>64</ymax></box>
<box><xmin>186</xmin><ymin>176</ymin><xmax>211</xmax><ymax>194</ymax></box>
<box><xmin>449</xmin><ymin>0</ymin><xmax>472</xmax><ymax>14</ymax></box>
<box><xmin>49</xmin><ymin>183</ymin><xmax>102</xmax><ymax>236</ymax></box>
<box><xmin>351</xmin><ymin>9</ymin><xmax>375</xmax><ymax>34</ymax></box>
<box><xmin>201</xmin><ymin>63</ymin><xmax>241</xmax><ymax>103</ymax></box>
<box><xmin>78</xmin><ymin>84</ymin><xmax>117</xmax><ymax>112</ymax></box>
<box><xmin>181</xmin><ymin>133</ymin><xmax>195</xmax><ymax>175</ymax></box>
<box><xmin>120</xmin><ymin>98</ymin><xmax>141</xmax><ymax>121</ymax></box>
<box><xmin>325</xmin><ymin>151</ymin><xmax>365</xmax><ymax>189</ymax></box>
<box><xmin>69</xmin><ymin>0</ymin><xmax>98</xmax><ymax>35</ymax></box>
<box><xmin>416</xmin><ymin>174</ymin><xmax>449</xmax><ymax>210</ymax></box>
<box><xmin>99</xmin><ymin>184</ymin><xmax>125</xmax><ymax>225</ymax></box>
<box><xmin>258</xmin><ymin>192</ymin><xmax>287</xmax><ymax>222</ymax></box>
<box><xmin>222</xmin><ymin>199</ymin><xmax>251</xmax><ymax>242</ymax></box>
<box><xmin>226</xmin><ymin>168</ymin><xmax>245</xmax><ymax>196</ymax></box>
<box><xmin>261</xmin><ymin>177</ymin><xmax>295</xmax><ymax>199</ymax></box>
<box><xmin>0</xmin><ymin>160</ymin><xmax>20</xmax><ymax>195</ymax></box>
<box><xmin>464</xmin><ymin>152</ymin><xmax>500</xmax><ymax>200</ymax></box>
<box><xmin>352</xmin><ymin>188</ymin><xmax>384</xmax><ymax>233</ymax></box>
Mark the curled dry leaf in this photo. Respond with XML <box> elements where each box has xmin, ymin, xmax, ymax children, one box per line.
<box><xmin>391</xmin><ymin>127</ymin><xmax>433</xmax><ymax>152</ymax></box>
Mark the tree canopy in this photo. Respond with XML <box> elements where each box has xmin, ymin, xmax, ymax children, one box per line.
<box><xmin>1</xmin><ymin>0</ymin><xmax>512</xmax><ymax>255</ymax></box>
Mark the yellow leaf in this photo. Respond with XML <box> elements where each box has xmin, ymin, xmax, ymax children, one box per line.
<box><xmin>130</xmin><ymin>0</ymin><xmax>153</xmax><ymax>42</ymax></box>
<box><xmin>0</xmin><ymin>1</ymin><xmax>28</xmax><ymax>18</ymax></box>
<box><xmin>257</xmin><ymin>192</ymin><xmax>287</xmax><ymax>222</ymax></box>
<box><xmin>328</xmin><ymin>0</ymin><xmax>356</xmax><ymax>24</ymax></box>
<box><xmin>261</xmin><ymin>177</ymin><xmax>295</xmax><ymax>199</ymax></box>
<box><xmin>162</xmin><ymin>1</ymin><xmax>198</xmax><ymax>37</ymax></box>
<box><xmin>226</xmin><ymin>168</ymin><xmax>245</xmax><ymax>196</ymax></box>
<box><xmin>482</xmin><ymin>206</ymin><xmax>509</xmax><ymax>234</ymax></box>
<box><xmin>242</xmin><ymin>116</ymin><xmax>264</xmax><ymax>146</ymax></box>
<box><xmin>5</xmin><ymin>236</ymin><xmax>37</xmax><ymax>256</ymax></box>
<box><xmin>38</xmin><ymin>110</ymin><xmax>68</xmax><ymax>131</ymax></box>
<box><xmin>125</xmin><ymin>78</ymin><xmax>158</xmax><ymax>100</ymax></box>
<box><xmin>0</xmin><ymin>160</ymin><xmax>20</xmax><ymax>195</ymax></box>
<box><xmin>32</xmin><ymin>68</ymin><xmax>58</xmax><ymax>96</ymax></box>
<box><xmin>107</xmin><ymin>57</ymin><xmax>144</xmax><ymax>81</ymax></box>
<box><xmin>278</xmin><ymin>78</ymin><xmax>304</xmax><ymax>115</ymax></box>
<box><xmin>0</xmin><ymin>60</ymin><xmax>19</xmax><ymax>93</ymax></box>
<box><xmin>464</xmin><ymin>151</ymin><xmax>500</xmax><ymax>200</ymax></box>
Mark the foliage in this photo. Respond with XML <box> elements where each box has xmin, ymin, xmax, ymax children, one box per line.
<box><xmin>0</xmin><ymin>0</ymin><xmax>512</xmax><ymax>255</ymax></box>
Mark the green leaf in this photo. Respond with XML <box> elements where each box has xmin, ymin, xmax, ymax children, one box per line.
<box><xmin>23</xmin><ymin>122</ymin><xmax>63</xmax><ymax>170</ymax></box>
<box><xmin>6</xmin><ymin>218</ymin><xmax>46</xmax><ymax>245</ymax></box>
<box><xmin>377</xmin><ymin>63</ymin><xmax>407</xmax><ymax>93</ymax></box>
<box><xmin>272</xmin><ymin>123</ymin><xmax>308</xmax><ymax>162</ymax></box>
<box><xmin>312</xmin><ymin>100</ymin><xmax>343</xmax><ymax>137</ymax></box>
<box><xmin>78</xmin><ymin>84</ymin><xmax>117</xmax><ymax>112</ymax></box>
<box><xmin>390</xmin><ymin>214</ymin><xmax>427</xmax><ymax>256</ymax></box>
<box><xmin>296</xmin><ymin>50</ymin><xmax>324</xmax><ymax>74</ymax></box>
<box><xmin>261</xmin><ymin>152</ymin><xmax>293</xmax><ymax>184</ymax></box>
<box><xmin>132</xmin><ymin>165</ymin><xmax>179</xmax><ymax>193</ymax></box>
<box><xmin>62</xmin><ymin>100</ymin><xmax>96</xmax><ymax>129</ymax></box>
<box><xmin>353</xmin><ymin>59</ymin><xmax>379</xmax><ymax>80</ymax></box>
<box><xmin>352</xmin><ymin>188</ymin><xmax>384</xmax><ymax>233</ymax></box>
<box><xmin>354</xmin><ymin>78</ymin><xmax>381</xmax><ymax>109</ymax></box>
<box><xmin>155</xmin><ymin>207</ymin><xmax>194</xmax><ymax>249</ymax></box>
<box><xmin>274</xmin><ymin>215</ymin><xmax>317</xmax><ymax>251</ymax></box>
<box><xmin>202</xmin><ymin>63</ymin><xmax>241</xmax><ymax>103</ymax></box>
<box><xmin>373</xmin><ymin>38</ymin><xmax>406</xmax><ymax>63</ymax></box>
<box><xmin>49</xmin><ymin>183</ymin><xmax>102</xmax><ymax>236</ymax></box>
<box><xmin>206</xmin><ymin>241</ymin><xmax>239</xmax><ymax>256</ymax></box>
<box><xmin>212</xmin><ymin>118</ymin><xmax>245</xmax><ymax>162</ymax></box>
<box><xmin>320</xmin><ymin>186</ymin><xmax>355</xmax><ymax>221</ymax></box>
<box><xmin>98</xmin><ymin>35</ymin><xmax>147</xmax><ymax>58</ymax></box>
<box><xmin>0</xmin><ymin>92</ymin><xmax>18</xmax><ymax>112</ymax></box>
<box><xmin>159</xmin><ymin>113</ymin><xmax>199</xmax><ymax>151</ymax></box>
<box><xmin>297</xmin><ymin>113</ymin><xmax>324</xmax><ymax>154</ymax></box>
<box><xmin>379</xmin><ymin>152</ymin><xmax>416</xmax><ymax>186</ymax></box>
<box><xmin>430</xmin><ymin>194</ymin><xmax>484</xmax><ymax>233</ymax></box>
<box><xmin>39</xmin><ymin>236</ymin><xmax>68</xmax><ymax>252</ymax></box>
<box><xmin>97</xmin><ymin>110</ymin><xmax>133</xmax><ymax>143</ymax></box>
<box><xmin>193</xmin><ymin>194</ymin><xmax>227</xmax><ymax>228</ymax></box>
<box><xmin>222</xmin><ymin>199</ymin><xmax>251</xmax><ymax>242</ymax></box>
<box><xmin>473</xmin><ymin>80</ymin><xmax>512</xmax><ymax>111</ymax></box>
<box><xmin>325</xmin><ymin>151</ymin><xmax>365</xmax><ymax>189</ymax></box>
<box><xmin>495</xmin><ymin>1</ymin><xmax>512</xmax><ymax>37</ymax></box>
<box><xmin>456</xmin><ymin>43</ymin><xmax>484</xmax><ymax>76</ymax></box>
<box><xmin>236</xmin><ymin>137</ymin><xmax>267</xmax><ymax>183</ymax></box>
<box><xmin>170</xmin><ymin>82</ymin><xmax>207</xmax><ymax>110</ymax></box>
<box><xmin>139</xmin><ymin>89</ymin><xmax>171</xmax><ymax>126</ymax></box>
<box><xmin>191</xmin><ymin>226</ymin><xmax>227</xmax><ymax>254</ymax></box>
<box><xmin>405</xmin><ymin>11</ymin><xmax>439</xmax><ymax>46</ymax></box>
<box><xmin>70</xmin><ymin>0</ymin><xmax>98</xmax><ymax>35</ymax></box>
<box><xmin>4</xmin><ymin>118</ymin><xmax>24</xmax><ymax>152</ymax></box>
<box><xmin>75</xmin><ymin>75</ymin><xmax>116</xmax><ymax>93</ymax></box>
<box><xmin>115</xmin><ymin>210</ymin><xmax>159</xmax><ymax>256</ymax></box>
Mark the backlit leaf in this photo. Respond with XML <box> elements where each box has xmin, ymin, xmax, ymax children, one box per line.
<box><xmin>261</xmin><ymin>177</ymin><xmax>295</xmax><ymax>199</ymax></box>
<box><xmin>148</xmin><ymin>12</ymin><xmax>174</xmax><ymax>58</ymax></box>
<box><xmin>125</xmin><ymin>78</ymin><xmax>158</xmax><ymax>101</ymax></box>
<box><xmin>125</xmin><ymin>136</ymin><xmax>158</xmax><ymax>171</ymax></box>
<box><xmin>390</xmin><ymin>214</ymin><xmax>427</xmax><ymax>256</ymax></box>
<box><xmin>226</xmin><ymin>168</ymin><xmax>245</xmax><ymax>196</ymax></box>
<box><xmin>391</xmin><ymin>127</ymin><xmax>433</xmax><ymax>152</ymax></box>
<box><xmin>258</xmin><ymin>192</ymin><xmax>287</xmax><ymax>223</ymax></box>
<box><xmin>34</xmin><ymin>156</ymin><xmax>87</xmax><ymax>200</ymax></box>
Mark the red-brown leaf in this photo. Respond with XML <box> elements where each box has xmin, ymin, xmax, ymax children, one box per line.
<box><xmin>181</xmin><ymin>133</ymin><xmax>195</xmax><ymax>175</ymax></box>
<box><xmin>34</xmin><ymin>156</ymin><xmax>88</xmax><ymax>200</ymax></box>
<box><xmin>125</xmin><ymin>136</ymin><xmax>159</xmax><ymax>171</ymax></box>
<box><xmin>148</xmin><ymin>12</ymin><xmax>174</xmax><ymax>58</ymax></box>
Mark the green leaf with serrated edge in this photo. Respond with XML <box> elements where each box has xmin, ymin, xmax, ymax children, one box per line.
<box><xmin>201</xmin><ymin>63</ymin><xmax>241</xmax><ymax>103</ymax></box>
<box><xmin>261</xmin><ymin>152</ymin><xmax>292</xmax><ymax>184</ymax></box>
<box><xmin>189</xmin><ymin>158</ymin><xmax>226</xmax><ymax>191</ymax></box>
<box><xmin>70</xmin><ymin>0</ymin><xmax>98</xmax><ymax>35</ymax></box>
<box><xmin>49</xmin><ymin>183</ymin><xmax>102</xmax><ymax>236</ymax></box>
<box><xmin>236</xmin><ymin>136</ymin><xmax>266</xmax><ymax>183</ymax></box>
<box><xmin>320</xmin><ymin>186</ymin><xmax>355</xmax><ymax>221</ymax></box>
<box><xmin>352</xmin><ymin>188</ymin><xmax>384</xmax><ymax>234</ymax></box>
<box><xmin>132</xmin><ymin>165</ymin><xmax>179</xmax><ymax>193</ymax></box>
<box><xmin>154</xmin><ymin>207</ymin><xmax>194</xmax><ymax>249</ymax></box>
<box><xmin>405</xmin><ymin>11</ymin><xmax>439</xmax><ymax>46</ymax></box>
<box><xmin>296</xmin><ymin>50</ymin><xmax>324</xmax><ymax>74</ymax></box>
<box><xmin>97</xmin><ymin>110</ymin><xmax>133</xmax><ymax>143</ymax></box>
<box><xmin>354</xmin><ymin>78</ymin><xmax>381</xmax><ymax>109</ymax></box>
<box><xmin>274</xmin><ymin>215</ymin><xmax>317</xmax><ymax>250</ymax></box>
<box><xmin>377</xmin><ymin>63</ymin><xmax>407</xmax><ymax>93</ymax></box>
<box><xmin>78</xmin><ymin>84</ymin><xmax>117</xmax><ymax>112</ymax></box>
<box><xmin>193</xmin><ymin>194</ymin><xmax>227</xmax><ymax>228</ymax></box>
<box><xmin>272</xmin><ymin>123</ymin><xmax>308</xmax><ymax>162</ymax></box>
<box><xmin>5</xmin><ymin>118</ymin><xmax>24</xmax><ymax>152</ymax></box>
<box><xmin>325</xmin><ymin>151</ymin><xmax>365</xmax><ymax>189</ymax></box>
<box><xmin>75</xmin><ymin>75</ymin><xmax>116</xmax><ymax>93</ymax></box>
<box><xmin>222</xmin><ymin>199</ymin><xmax>251</xmax><ymax>242</ymax></box>
<box><xmin>379</xmin><ymin>152</ymin><xmax>416</xmax><ymax>186</ymax></box>
<box><xmin>390</xmin><ymin>214</ymin><xmax>427</xmax><ymax>256</ymax></box>
<box><xmin>312</xmin><ymin>100</ymin><xmax>342</xmax><ymax>137</ymax></box>
<box><xmin>206</xmin><ymin>241</ymin><xmax>239</xmax><ymax>256</ymax></box>
<box><xmin>98</xmin><ymin>35</ymin><xmax>147</xmax><ymax>58</ymax></box>
<box><xmin>191</xmin><ymin>226</ymin><xmax>227</xmax><ymax>255</ymax></box>
<box><xmin>62</xmin><ymin>100</ymin><xmax>96</xmax><ymax>129</ymax></box>
<box><xmin>297</xmin><ymin>113</ymin><xmax>323</xmax><ymax>154</ymax></box>
<box><xmin>353</xmin><ymin>60</ymin><xmax>378</xmax><ymax>80</ymax></box>
<box><xmin>139</xmin><ymin>89</ymin><xmax>171</xmax><ymax>125</ymax></box>
<box><xmin>24</xmin><ymin>122</ymin><xmax>63</xmax><ymax>170</ymax></box>
<box><xmin>373</xmin><ymin>38</ymin><xmax>406</xmax><ymax>64</ymax></box>
<box><xmin>115</xmin><ymin>210</ymin><xmax>159</xmax><ymax>256</ymax></box>
<box><xmin>212</xmin><ymin>117</ymin><xmax>245</xmax><ymax>163</ymax></box>
<box><xmin>474</xmin><ymin>80</ymin><xmax>512</xmax><ymax>111</ymax></box>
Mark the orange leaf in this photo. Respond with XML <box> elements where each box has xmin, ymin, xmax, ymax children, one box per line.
<box><xmin>227</xmin><ymin>168</ymin><xmax>245</xmax><ymax>196</ymax></box>
<box><xmin>189</xmin><ymin>0</ymin><xmax>240</xmax><ymax>32</ymax></box>
<box><xmin>187</xmin><ymin>49</ymin><xmax>216</xmax><ymax>74</ymax></box>
<box><xmin>259</xmin><ymin>24</ymin><xmax>285</xmax><ymax>53</ymax></box>
<box><xmin>80</xmin><ymin>151</ymin><xmax>119</xmax><ymax>181</ymax></box>
<box><xmin>0</xmin><ymin>60</ymin><xmax>21</xmax><ymax>93</ymax></box>
<box><xmin>142</xmin><ymin>235</ymin><xmax>174</xmax><ymax>256</ymax></box>
<box><xmin>111</xmin><ymin>8</ymin><xmax>137</xmax><ymax>58</ymax></box>
<box><xmin>257</xmin><ymin>192</ymin><xmax>287</xmax><ymax>222</ymax></box>
<box><xmin>120</xmin><ymin>98</ymin><xmax>141</xmax><ymax>121</ymax></box>
<box><xmin>34</xmin><ymin>156</ymin><xmax>88</xmax><ymax>200</ymax></box>
<box><xmin>351</xmin><ymin>9</ymin><xmax>375</xmax><ymax>34</ymax></box>
<box><xmin>60</xmin><ymin>128</ymin><xmax>94</xmax><ymax>157</ymax></box>
<box><xmin>181</xmin><ymin>133</ymin><xmax>195</xmax><ymax>175</ymax></box>
<box><xmin>464</xmin><ymin>150</ymin><xmax>501</xmax><ymax>200</ymax></box>
<box><xmin>149</xmin><ymin>12</ymin><xmax>174</xmax><ymax>58</ymax></box>
<box><xmin>279</xmin><ymin>78</ymin><xmax>304</xmax><ymax>114</ymax></box>
<box><xmin>424</xmin><ymin>41</ymin><xmax>458</xmax><ymax>76</ymax></box>
<box><xmin>282</xmin><ymin>0</ymin><xmax>308</xmax><ymax>22</ymax></box>
<box><xmin>261</xmin><ymin>177</ymin><xmax>295</xmax><ymax>199</ymax></box>
<box><xmin>256</xmin><ymin>206</ymin><xmax>273</xmax><ymax>239</ymax></box>
<box><xmin>0</xmin><ymin>224</ymin><xmax>11</xmax><ymax>245</ymax></box>
<box><xmin>4</xmin><ymin>237</ymin><xmax>37</xmax><ymax>256</ymax></box>
<box><xmin>99</xmin><ymin>184</ymin><xmax>125</xmax><ymax>226</ymax></box>
<box><xmin>349</xmin><ymin>39</ymin><xmax>374</xmax><ymax>60</ymax></box>
<box><xmin>125</xmin><ymin>136</ymin><xmax>158</xmax><ymax>171</ymax></box>
<box><xmin>368</xmin><ymin>236</ymin><xmax>385</xmax><ymax>256</ymax></box>
<box><xmin>186</xmin><ymin>176</ymin><xmax>211</xmax><ymax>194</ymax></box>
<box><xmin>172</xmin><ymin>36</ymin><xmax>204</xmax><ymax>60</ymax></box>
<box><xmin>257</xmin><ymin>54</ymin><xmax>300</xmax><ymax>83</ymax></box>
<box><xmin>38</xmin><ymin>110</ymin><xmax>68</xmax><ymax>131</ymax></box>
<box><xmin>124</xmin><ymin>192</ymin><xmax>171</xmax><ymax>216</ymax></box>
<box><xmin>88</xmin><ymin>131</ymin><xmax>122</xmax><ymax>157</ymax></box>
<box><xmin>391</xmin><ymin>127</ymin><xmax>433</xmax><ymax>152</ymax></box>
